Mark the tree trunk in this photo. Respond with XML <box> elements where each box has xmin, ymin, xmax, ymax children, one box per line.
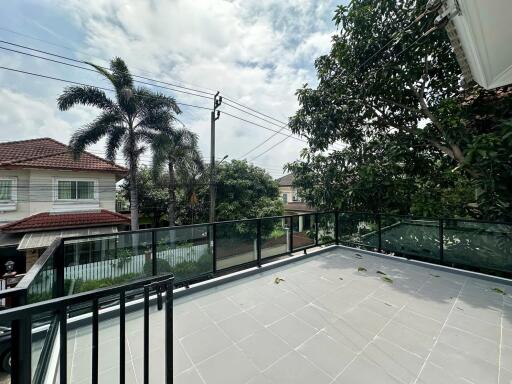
<box><xmin>168</xmin><ymin>161</ymin><xmax>176</xmax><ymax>226</ymax></box>
<box><xmin>128</xmin><ymin>125</ymin><xmax>139</xmax><ymax>230</ymax></box>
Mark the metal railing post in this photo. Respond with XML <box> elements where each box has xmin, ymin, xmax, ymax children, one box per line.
<box><xmin>439</xmin><ymin>218</ymin><xmax>444</xmax><ymax>263</ymax></box>
<box><xmin>314</xmin><ymin>212</ymin><xmax>319</xmax><ymax>246</ymax></box>
<box><xmin>377</xmin><ymin>213</ymin><xmax>382</xmax><ymax>252</ymax></box>
<box><xmin>335</xmin><ymin>211</ymin><xmax>339</xmax><ymax>245</ymax></box>
<box><xmin>289</xmin><ymin>217</ymin><xmax>294</xmax><ymax>253</ymax></box>
<box><xmin>256</xmin><ymin>219</ymin><xmax>262</xmax><ymax>267</ymax></box>
<box><xmin>56</xmin><ymin>239</ymin><xmax>65</xmax><ymax>297</ymax></box>
<box><xmin>151</xmin><ymin>230</ymin><xmax>157</xmax><ymax>276</ymax></box>
<box><xmin>11</xmin><ymin>293</ymin><xmax>31</xmax><ymax>384</ymax></box>
<box><xmin>165</xmin><ymin>278</ymin><xmax>174</xmax><ymax>384</ymax></box>
<box><xmin>212</xmin><ymin>223</ymin><xmax>217</xmax><ymax>275</ymax></box>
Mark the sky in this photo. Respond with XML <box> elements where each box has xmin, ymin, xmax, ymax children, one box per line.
<box><xmin>0</xmin><ymin>0</ymin><xmax>344</xmax><ymax>179</ymax></box>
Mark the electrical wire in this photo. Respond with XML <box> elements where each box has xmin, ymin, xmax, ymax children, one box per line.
<box><xmin>0</xmin><ymin>41</ymin><xmax>213</xmax><ymax>99</ymax></box>
<box><xmin>0</xmin><ymin>65</ymin><xmax>212</xmax><ymax>111</ymax></box>
<box><xmin>0</xmin><ymin>39</ymin><xmax>215</xmax><ymax>97</ymax></box>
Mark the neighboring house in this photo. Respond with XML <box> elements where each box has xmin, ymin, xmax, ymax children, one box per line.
<box><xmin>0</xmin><ymin>138</ymin><xmax>130</xmax><ymax>273</ymax></box>
<box><xmin>276</xmin><ymin>174</ymin><xmax>315</xmax><ymax>215</ymax></box>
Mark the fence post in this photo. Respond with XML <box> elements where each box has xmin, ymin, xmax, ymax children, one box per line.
<box><xmin>56</xmin><ymin>239</ymin><xmax>65</xmax><ymax>298</ymax></box>
<box><xmin>335</xmin><ymin>211</ymin><xmax>339</xmax><ymax>245</ymax></box>
<box><xmin>256</xmin><ymin>219</ymin><xmax>262</xmax><ymax>267</ymax></box>
<box><xmin>151</xmin><ymin>230</ymin><xmax>157</xmax><ymax>276</ymax></box>
<box><xmin>439</xmin><ymin>218</ymin><xmax>444</xmax><ymax>263</ymax></box>
<box><xmin>377</xmin><ymin>213</ymin><xmax>382</xmax><ymax>253</ymax></box>
<box><xmin>10</xmin><ymin>291</ymin><xmax>31</xmax><ymax>384</ymax></box>
<box><xmin>212</xmin><ymin>223</ymin><xmax>217</xmax><ymax>275</ymax></box>
<box><xmin>289</xmin><ymin>217</ymin><xmax>294</xmax><ymax>253</ymax></box>
<box><xmin>315</xmin><ymin>212</ymin><xmax>319</xmax><ymax>246</ymax></box>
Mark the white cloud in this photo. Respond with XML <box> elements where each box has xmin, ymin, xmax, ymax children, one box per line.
<box><xmin>1</xmin><ymin>0</ymin><xmax>341</xmax><ymax>178</ymax></box>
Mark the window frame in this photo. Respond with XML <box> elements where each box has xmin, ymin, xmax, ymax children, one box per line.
<box><xmin>54</xmin><ymin>178</ymin><xmax>98</xmax><ymax>202</ymax></box>
<box><xmin>0</xmin><ymin>177</ymin><xmax>17</xmax><ymax>203</ymax></box>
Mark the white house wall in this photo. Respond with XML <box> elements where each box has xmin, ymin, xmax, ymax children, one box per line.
<box><xmin>0</xmin><ymin>168</ymin><xmax>117</xmax><ymax>223</ymax></box>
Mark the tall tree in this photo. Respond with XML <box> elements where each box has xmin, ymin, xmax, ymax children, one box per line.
<box><xmin>151</xmin><ymin>128</ymin><xmax>204</xmax><ymax>226</ymax></box>
<box><xmin>57</xmin><ymin>57</ymin><xmax>180</xmax><ymax>229</ymax></box>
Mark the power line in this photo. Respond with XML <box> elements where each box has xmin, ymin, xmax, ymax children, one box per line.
<box><xmin>0</xmin><ymin>38</ymin><xmax>215</xmax><ymax>97</ymax></box>
<box><xmin>0</xmin><ymin>41</ymin><xmax>213</xmax><ymax>99</ymax></box>
<box><xmin>218</xmin><ymin>110</ymin><xmax>308</xmax><ymax>144</ymax></box>
<box><xmin>0</xmin><ymin>65</ymin><xmax>211</xmax><ymax>111</ymax></box>
<box><xmin>249</xmin><ymin>133</ymin><xmax>294</xmax><ymax>162</ymax></box>
<box><xmin>237</xmin><ymin>126</ymin><xmax>288</xmax><ymax>159</ymax></box>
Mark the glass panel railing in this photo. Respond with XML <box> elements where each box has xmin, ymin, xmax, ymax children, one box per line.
<box><xmin>292</xmin><ymin>214</ymin><xmax>316</xmax><ymax>251</ymax></box>
<box><xmin>63</xmin><ymin>231</ymin><xmax>152</xmax><ymax>294</ymax></box>
<box><xmin>215</xmin><ymin>220</ymin><xmax>257</xmax><ymax>270</ymax></box>
<box><xmin>261</xmin><ymin>217</ymin><xmax>291</xmax><ymax>259</ymax></box>
<box><xmin>27</xmin><ymin>249</ymin><xmax>56</xmax><ymax>304</ymax></box>
<box><xmin>317</xmin><ymin>212</ymin><xmax>336</xmax><ymax>245</ymax></box>
<box><xmin>381</xmin><ymin>215</ymin><xmax>440</xmax><ymax>260</ymax></box>
<box><xmin>338</xmin><ymin>212</ymin><xmax>378</xmax><ymax>249</ymax></box>
<box><xmin>155</xmin><ymin>224</ymin><xmax>213</xmax><ymax>283</ymax></box>
<box><xmin>443</xmin><ymin>220</ymin><xmax>512</xmax><ymax>272</ymax></box>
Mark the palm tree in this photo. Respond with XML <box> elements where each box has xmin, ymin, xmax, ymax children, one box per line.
<box><xmin>57</xmin><ymin>57</ymin><xmax>180</xmax><ymax>230</ymax></box>
<box><xmin>151</xmin><ymin>128</ymin><xmax>204</xmax><ymax>226</ymax></box>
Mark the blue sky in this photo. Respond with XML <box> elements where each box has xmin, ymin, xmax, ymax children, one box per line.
<box><xmin>0</xmin><ymin>0</ymin><xmax>344</xmax><ymax>178</ymax></box>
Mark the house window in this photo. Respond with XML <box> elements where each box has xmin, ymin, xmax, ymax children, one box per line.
<box><xmin>57</xmin><ymin>180</ymin><xmax>95</xmax><ymax>200</ymax></box>
<box><xmin>282</xmin><ymin>193</ymin><xmax>288</xmax><ymax>203</ymax></box>
<box><xmin>0</xmin><ymin>177</ymin><xmax>17</xmax><ymax>202</ymax></box>
<box><xmin>0</xmin><ymin>179</ymin><xmax>13</xmax><ymax>201</ymax></box>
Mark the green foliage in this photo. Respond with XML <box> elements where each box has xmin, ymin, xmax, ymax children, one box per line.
<box><xmin>72</xmin><ymin>274</ymin><xmax>139</xmax><ymax>294</ymax></box>
<box><xmin>286</xmin><ymin>0</ymin><xmax>512</xmax><ymax>221</ymax></box>
<box><xmin>143</xmin><ymin>258</ymin><xmax>172</xmax><ymax>275</ymax></box>
<box><xmin>196</xmin><ymin>160</ymin><xmax>284</xmax><ymax>222</ymax></box>
<box><xmin>171</xmin><ymin>252</ymin><xmax>212</xmax><ymax>281</ymax></box>
<box><xmin>120</xmin><ymin>166</ymin><xmax>169</xmax><ymax>226</ymax></box>
<box><xmin>58</xmin><ymin>57</ymin><xmax>181</xmax><ymax>229</ymax></box>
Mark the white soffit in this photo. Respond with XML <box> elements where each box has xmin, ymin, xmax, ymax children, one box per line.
<box><xmin>449</xmin><ymin>0</ymin><xmax>512</xmax><ymax>89</ymax></box>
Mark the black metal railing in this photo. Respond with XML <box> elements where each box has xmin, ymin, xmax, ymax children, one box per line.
<box><xmin>0</xmin><ymin>274</ymin><xmax>173</xmax><ymax>384</ymax></box>
<box><xmin>2</xmin><ymin>211</ymin><xmax>510</xmax><ymax>309</ymax></box>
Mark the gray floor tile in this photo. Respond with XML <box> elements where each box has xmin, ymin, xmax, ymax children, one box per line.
<box><xmin>428</xmin><ymin>341</ymin><xmax>499</xmax><ymax>384</ymax></box>
<box><xmin>357</xmin><ymin>297</ymin><xmax>401</xmax><ymax>319</ymax></box>
<box><xmin>217</xmin><ymin>311</ymin><xmax>264</xmax><ymax>343</ymax></box>
<box><xmin>238</xmin><ymin>329</ymin><xmax>291</xmax><ymax>371</ymax></box>
<box><xmin>174</xmin><ymin>368</ymin><xmax>205</xmax><ymax>384</ymax></box>
<box><xmin>293</xmin><ymin>303</ymin><xmax>338</xmax><ymax>330</ymax></box>
<box><xmin>503</xmin><ymin>327</ymin><xmax>512</xmax><ymax>348</ymax></box>
<box><xmin>174</xmin><ymin>337</ymin><xmax>193</xmax><ymax>376</ymax></box>
<box><xmin>446</xmin><ymin>310</ymin><xmax>501</xmax><ymax>343</ymax></box>
<box><xmin>500</xmin><ymin>368</ymin><xmax>512</xmax><ymax>384</ymax></box>
<box><xmin>324</xmin><ymin>317</ymin><xmax>374</xmax><ymax>353</ymax></box>
<box><xmin>267</xmin><ymin>314</ymin><xmax>317</xmax><ymax>348</ymax></box>
<box><xmin>201</xmin><ymin>297</ymin><xmax>243</xmax><ymax>322</ymax></box>
<box><xmin>247</xmin><ymin>302</ymin><xmax>288</xmax><ymax>326</ymax></box>
<box><xmin>181</xmin><ymin>325</ymin><xmax>232</xmax><ymax>364</ymax></box>
<box><xmin>362</xmin><ymin>337</ymin><xmax>423</xmax><ymax>384</ymax></box>
<box><xmin>438</xmin><ymin>326</ymin><xmax>499</xmax><ymax>364</ymax></box>
<box><xmin>196</xmin><ymin>345</ymin><xmax>258</xmax><ymax>384</ymax></box>
<box><xmin>296</xmin><ymin>330</ymin><xmax>355</xmax><ymax>378</ymax></box>
<box><xmin>263</xmin><ymin>351</ymin><xmax>331</xmax><ymax>384</ymax></box>
<box><xmin>416</xmin><ymin>362</ymin><xmax>474</xmax><ymax>384</ymax></box>
<box><xmin>379</xmin><ymin>320</ymin><xmax>436</xmax><ymax>358</ymax></box>
<box><xmin>333</xmin><ymin>355</ymin><xmax>403</xmax><ymax>384</ymax></box>
<box><xmin>340</xmin><ymin>307</ymin><xmax>389</xmax><ymax>336</ymax></box>
<box><xmin>174</xmin><ymin>306</ymin><xmax>214</xmax><ymax>339</ymax></box>
<box><xmin>392</xmin><ymin>309</ymin><xmax>443</xmax><ymax>337</ymax></box>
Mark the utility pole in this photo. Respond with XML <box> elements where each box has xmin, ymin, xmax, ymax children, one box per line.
<box><xmin>209</xmin><ymin>91</ymin><xmax>222</xmax><ymax>223</ymax></box>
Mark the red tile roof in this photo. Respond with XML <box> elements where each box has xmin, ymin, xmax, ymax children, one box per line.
<box><xmin>0</xmin><ymin>138</ymin><xmax>127</xmax><ymax>174</ymax></box>
<box><xmin>0</xmin><ymin>210</ymin><xmax>130</xmax><ymax>233</ymax></box>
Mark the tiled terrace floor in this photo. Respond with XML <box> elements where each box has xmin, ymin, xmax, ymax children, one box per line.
<box><xmin>66</xmin><ymin>246</ymin><xmax>512</xmax><ymax>384</ymax></box>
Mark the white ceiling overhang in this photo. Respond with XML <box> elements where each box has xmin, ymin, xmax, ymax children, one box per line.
<box><xmin>446</xmin><ymin>0</ymin><xmax>512</xmax><ymax>89</ymax></box>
